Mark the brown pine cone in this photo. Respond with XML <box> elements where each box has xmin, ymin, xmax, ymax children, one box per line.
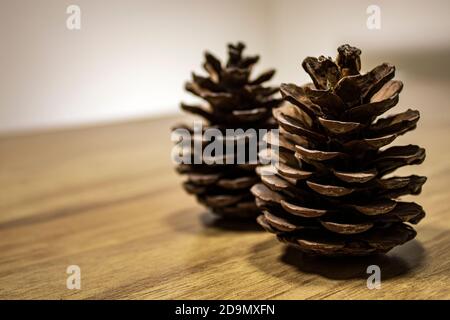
<box><xmin>173</xmin><ymin>42</ymin><xmax>282</xmax><ymax>219</ymax></box>
<box><xmin>252</xmin><ymin>44</ymin><xmax>427</xmax><ymax>255</ymax></box>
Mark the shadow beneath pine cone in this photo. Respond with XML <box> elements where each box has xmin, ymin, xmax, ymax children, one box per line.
<box><xmin>249</xmin><ymin>239</ymin><xmax>426</xmax><ymax>281</ymax></box>
<box><xmin>163</xmin><ymin>208</ymin><xmax>262</xmax><ymax>235</ymax></box>
<box><xmin>281</xmin><ymin>240</ymin><xmax>426</xmax><ymax>280</ymax></box>
<box><xmin>199</xmin><ymin>212</ymin><xmax>263</xmax><ymax>233</ymax></box>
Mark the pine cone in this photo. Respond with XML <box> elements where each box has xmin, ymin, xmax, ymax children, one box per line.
<box><xmin>252</xmin><ymin>44</ymin><xmax>427</xmax><ymax>255</ymax></box>
<box><xmin>173</xmin><ymin>42</ymin><xmax>282</xmax><ymax>219</ymax></box>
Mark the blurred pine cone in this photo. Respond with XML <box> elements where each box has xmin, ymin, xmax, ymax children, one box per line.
<box><xmin>252</xmin><ymin>44</ymin><xmax>427</xmax><ymax>255</ymax></box>
<box><xmin>173</xmin><ymin>42</ymin><xmax>282</xmax><ymax>219</ymax></box>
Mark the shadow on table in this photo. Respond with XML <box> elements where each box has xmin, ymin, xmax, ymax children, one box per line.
<box><xmin>199</xmin><ymin>212</ymin><xmax>263</xmax><ymax>233</ymax></box>
<box><xmin>163</xmin><ymin>208</ymin><xmax>263</xmax><ymax>234</ymax></box>
<box><xmin>248</xmin><ymin>238</ymin><xmax>426</xmax><ymax>281</ymax></box>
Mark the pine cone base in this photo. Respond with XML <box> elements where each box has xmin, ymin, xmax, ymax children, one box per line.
<box><xmin>258</xmin><ymin>214</ymin><xmax>416</xmax><ymax>256</ymax></box>
<box><xmin>178</xmin><ymin>162</ymin><xmax>261</xmax><ymax>219</ymax></box>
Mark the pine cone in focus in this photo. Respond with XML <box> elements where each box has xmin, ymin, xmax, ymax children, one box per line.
<box><xmin>252</xmin><ymin>44</ymin><xmax>427</xmax><ymax>255</ymax></box>
<box><xmin>173</xmin><ymin>42</ymin><xmax>282</xmax><ymax>219</ymax></box>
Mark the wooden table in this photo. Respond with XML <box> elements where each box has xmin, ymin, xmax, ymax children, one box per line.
<box><xmin>0</xmin><ymin>114</ymin><xmax>449</xmax><ymax>300</ymax></box>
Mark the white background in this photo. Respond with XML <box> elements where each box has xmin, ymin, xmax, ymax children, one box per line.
<box><xmin>0</xmin><ymin>0</ymin><xmax>449</xmax><ymax>133</ymax></box>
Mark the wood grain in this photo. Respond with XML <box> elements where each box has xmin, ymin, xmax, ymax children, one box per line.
<box><xmin>0</xmin><ymin>114</ymin><xmax>449</xmax><ymax>300</ymax></box>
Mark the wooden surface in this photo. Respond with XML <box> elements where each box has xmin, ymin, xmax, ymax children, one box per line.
<box><xmin>0</xmin><ymin>114</ymin><xmax>449</xmax><ymax>300</ymax></box>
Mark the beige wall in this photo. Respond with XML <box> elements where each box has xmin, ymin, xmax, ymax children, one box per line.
<box><xmin>0</xmin><ymin>0</ymin><xmax>272</xmax><ymax>132</ymax></box>
<box><xmin>267</xmin><ymin>0</ymin><xmax>450</xmax><ymax>84</ymax></box>
<box><xmin>0</xmin><ymin>0</ymin><xmax>449</xmax><ymax>132</ymax></box>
